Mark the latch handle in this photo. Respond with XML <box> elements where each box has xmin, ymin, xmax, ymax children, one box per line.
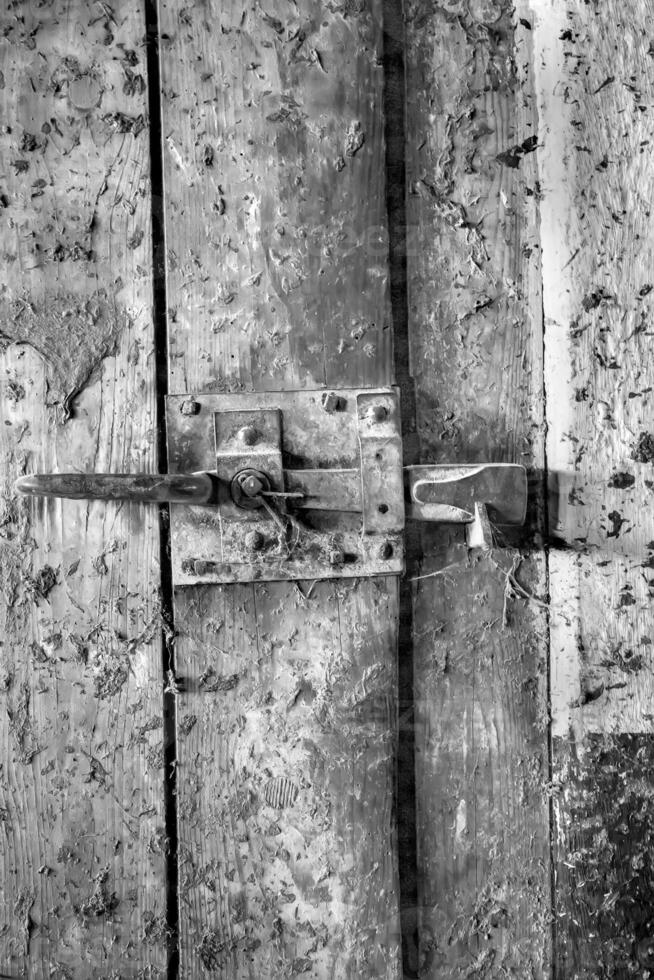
<box><xmin>14</xmin><ymin>472</ymin><xmax>217</xmax><ymax>505</ymax></box>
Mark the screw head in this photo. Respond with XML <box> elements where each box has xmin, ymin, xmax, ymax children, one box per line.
<box><xmin>237</xmin><ymin>425</ymin><xmax>258</xmax><ymax>445</ymax></box>
<box><xmin>245</xmin><ymin>530</ymin><xmax>265</xmax><ymax>552</ymax></box>
<box><xmin>180</xmin><ymin>399</ymin><xmax>201</xmax><ymax>416</ymax></box>
<box><xmin>378</xmin><ymin>542</ymin><xmax>394</xmax><ymax>560</ymax></box>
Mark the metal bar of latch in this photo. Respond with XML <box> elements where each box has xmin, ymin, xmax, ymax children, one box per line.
<box><xmin>16</xmin><ymin>464</ymin><xmax>528</xmax><ymax>528</ymax></box>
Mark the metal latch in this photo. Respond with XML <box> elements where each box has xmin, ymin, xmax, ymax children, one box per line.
<box><xmin>15</xmin><ymin>387</ymin><xmax>527</xmax><ymax>584</ymax></box>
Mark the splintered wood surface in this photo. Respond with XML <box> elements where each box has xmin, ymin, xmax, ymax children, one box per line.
<box><xmin>532</xmin><ymin>0</ymin><xmax>654</xmax><ymax>973</ymax></box>
<box><xmin>158</xmin><ymin>0</ymin><xmax>401</xmax><ymax>975</ymax></box>
<box><xmin>404</xmin><ymin>1</ymin><xmax>550</xmax><ymax>975</ymax></box>
<box><xmin>0</xmin><ymin>2</ymin><xmax>166</xmax><ymax>978</ymax></box>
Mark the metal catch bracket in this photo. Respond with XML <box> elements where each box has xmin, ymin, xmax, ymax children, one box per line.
<box><xmin>166</xmin><ymin>387</ymin><xmax>405</xmax><ymax>585</ymax></box>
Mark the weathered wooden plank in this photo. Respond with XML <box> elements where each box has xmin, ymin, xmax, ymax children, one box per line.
<box><xmin>174</xmin><ymin>579</ymin><xmax>399</xmax><ymax>976</ymax></box>
<box><xmin>404</xmin><ymin>2</ymin><xmax>551</xmax><ymax>974</ymax></box>
<box><xmin>160</xmin><ymin>0</ymin><xmax>391</xmax><ymax>395</ymax></box>
<box><xmin>158</xmin><ymin>0</ymin><xmax>401</xmax><ymax>975</ymax></box>
<box><xmin>532</xmin><ymin>1</ymin><xmax>654</xmax><ymax>973</ymax></box>
<box><xmin>0</xmin><ymin>3</ymin><xmax>166</xmax><ymax>977</ymax></box>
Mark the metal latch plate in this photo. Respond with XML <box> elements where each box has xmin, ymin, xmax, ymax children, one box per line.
<box><xmin>165</xmin><ymin>388</ymin><xmax>404</xmax><ymax>585</ymax></box>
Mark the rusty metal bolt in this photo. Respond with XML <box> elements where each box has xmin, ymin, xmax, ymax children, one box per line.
<box><xmin>328</xmin><ymin>547</ymin><xmax>344</xmax><ymax>566</ymax></box>
<box><xmin>237</xmin><ymin>425</ymin><xmax>258</xmax><ymax>445</ymax></box>
<box><xmin>180</xmin><ymin>399</ymin><xmax>201</xmax><ymax>416</ymax></box>
<box><xmin>370</xmin><ymin>404</ymin><xmax>388</xmax><ymax>422</ymax></box>
<box><xmin>245</xmin><ymin>530</ymin><xmax>265</xmax><ymax>552</ymax></box>
<box><xmin>321</xmin><ymin>392</ymin><xmax>345</xmax><ymax>413</ymax></box>
<box><xmin>378</xmin><ymin>542</ymin><xmax>394</xmax><ymax>560</ymax></box>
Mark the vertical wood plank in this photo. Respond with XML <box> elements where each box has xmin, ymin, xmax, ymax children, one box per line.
<box><xmin>404</xmin><ymin>2</ymin><xmax>551</xmax><ymax>974</ymax></box>
<box><xmin>158</xmin><ymin>1</ymin><xmax>401</xmax><ymax>976</ymax></box>
<box><xmin>0</xmin><ymin>2</ymin><xmax>166</xmax><ymax>977</ymax></box>
<box><xmin>160</xmin><ymin>0</ymin><xmax>391</xmax><ymax>395</ymax></box>
<box><xmin>533</xmin><ymin>1</ymin><xmax>654</xmax><ymax>973</ymax></box>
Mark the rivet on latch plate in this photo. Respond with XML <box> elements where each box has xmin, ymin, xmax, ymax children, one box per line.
<box><xmin>237</xmin><ymin>425</ymin><xmax>258</xmax><ymax>446</ymax></box>
<box><xmin>244</xmin><ymin>530</ymin><xmax>265</xmax><ymax>552</ymax></box>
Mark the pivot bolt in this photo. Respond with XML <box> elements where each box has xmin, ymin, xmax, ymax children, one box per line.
<box><xmin>240</xmin><ymin>473</ymin><xmax>264</xmax><ymax>497</ymax></box>
<box><xmin>230</xmin><ymin>469</ymin><xmax>271</xmax><ymax>510</ymax></box>
<box><xmin>237</xmin><ymin>425</ymin><xmax>258</xmax><ymax>445</ymax></box>
<box><xmin>245</xmin><ymin>530</ymin><xmax>265</xmax><ymax>552</ymax></box>
<box><xmin>378</xmin><ymin>541</ymin><xmax>394</xmax><ymax>560</ymax></box>
<box><xmin>180</xmin><ymin>399</ymin><xmax>201</xmax><ymax>416</ymax></box>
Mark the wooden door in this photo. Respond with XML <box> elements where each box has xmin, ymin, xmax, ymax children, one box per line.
<box><xmin>1</xmin><ymin>1</ymin><xmax>652</xmax><ymax>978</ymax></box>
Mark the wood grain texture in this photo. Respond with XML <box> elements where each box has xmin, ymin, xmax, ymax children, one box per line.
<box><xmin>532</xmin><ymin>0</ymin><xmax>654</xmax><ymax>973</ymax></box>
<box><xmin>404</xmin><ymin>2</ymin><xmax>550</xmax><ymax>975</ymax></box>
<box><xmin>175</xmin><ymin>580</ymin><xmax>399</xmax><ymax>977</ymax></box>
<box><xmin>0</xmin><ymin>3</ymin><xmax>166</xmax><ymax>977</ymax></box>
<box><xmin>158</xmin><ymin>0</ymin><xmax>401</xmax><ymax>975</ymax></box>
